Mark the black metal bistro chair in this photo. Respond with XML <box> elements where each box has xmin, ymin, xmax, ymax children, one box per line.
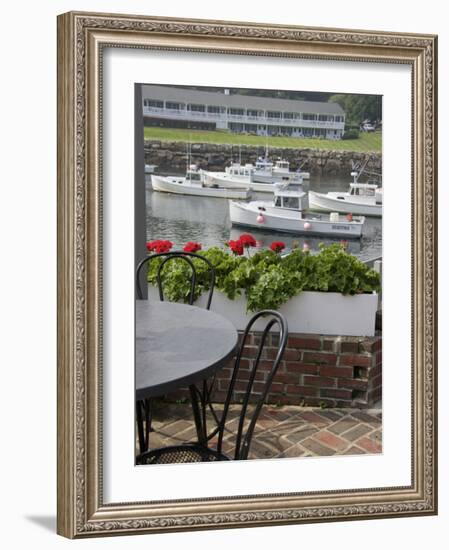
<box><xmin>136</xmin><ymin>310</ymin><xmax>288</xmax><ymax>464</ymax></box>
<box><xmin>135</xmin><ymin>251</ymin><xmax>216</xmax><ymax>455</ymax></box>
<box><xmin>135</xmin><ymin>251</ymin><xmax>215</xmax><ymax>307</ymax></box>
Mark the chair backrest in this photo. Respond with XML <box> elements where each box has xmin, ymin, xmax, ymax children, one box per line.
<box><xmin>135</xmin><ymin>251</ymin><xmax>216</xmax><ymax>309</ymax></box>
<box><xmin>216</xmin><ymin>310</ymin><xmax>288</xmax><ymax>460</ymax></box>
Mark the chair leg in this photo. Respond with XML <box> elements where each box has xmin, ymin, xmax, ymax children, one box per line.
<box><xmin>144</xmin><ymin>398</ymin><xmax>153</xmax><ymax>447</ymax></box>
<box><xmin>202</xmin><ymin>375</ymin><xmax>222</xmax><ymax>439</ymax></box>
<box><xmin>136</xmin><ymin>400</ymin><xmax>146</xmax><ymax>455</ymax></box>
<box><xmin>136</xmin><ymin>399</ymin><xmax>154</xmax><ymax>457</ymax></box>
<box><xmin>189</xmin><ymin>385</ymin><xmax>207</xmax><ymax>446</ymax></box>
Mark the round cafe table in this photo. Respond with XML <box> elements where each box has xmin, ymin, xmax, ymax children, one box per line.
<box><xmin>136</xmin><ymin>301</ymin><xmax>239</xmax><ymax>451</ymax></box>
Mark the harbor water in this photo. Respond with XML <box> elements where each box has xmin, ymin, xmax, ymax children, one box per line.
<box><xmin>145</xmin><ymin>173</ymin><xmax>382</xmax><ymax>261</ymax></box>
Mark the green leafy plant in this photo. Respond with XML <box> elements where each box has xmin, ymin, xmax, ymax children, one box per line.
<box><xmin>146</xmin><ymin>242</ymin><xmax>381</xmax><ymax>313</ymax></box>
<box><xmin>341</xmin><ymin>129</ymin><xmax>360</xmax><ymax>140</ymax></box>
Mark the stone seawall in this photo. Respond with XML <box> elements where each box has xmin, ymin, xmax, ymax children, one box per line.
<box><xmin>144</xmin><ymin>140</ymin><xmax>382</xmax><ymax>177</ymax></box>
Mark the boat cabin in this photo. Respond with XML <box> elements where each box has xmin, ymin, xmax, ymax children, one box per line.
<box><xmin>273</xmin><ymin>186</ymin><xmax>309</xmax><ymax>211</ymax></box>
<box><xmin>348</xmin><ymin>183</ymin><xmax>378</xmax><ymax>196</ymax></box>
<box><xmin>255</xmin><ymin>157</ymin><xmax>274</xmax><ymax>170</ymax></box>
<box><xmin>226</xmin><ymin>163</ymin><xmax>253</xmax><ymax>177</ymax></box>
<box><xmin>274</xmin><ymin>159</ymin><xmax>290</xmax><ymax>172</ymax></box>
<box><xmin>185</xmin><ymin>165</ymin><xmax>203</xmax><ymax>185</ymax></box>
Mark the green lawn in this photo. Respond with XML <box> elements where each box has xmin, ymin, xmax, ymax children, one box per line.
<box><xmin>143</xmin><ymin>127</ymin><xmax>382</xmax><ymax>153</ymax></box>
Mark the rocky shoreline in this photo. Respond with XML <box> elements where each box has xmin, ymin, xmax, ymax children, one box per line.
<box><xmin>144</xmin><ymin>140</ymin><xmax>382</xmax><ymax>177</ymax></box>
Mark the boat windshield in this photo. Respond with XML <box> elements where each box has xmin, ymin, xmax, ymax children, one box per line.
<box><xmin>186</xmin><ymin>171</ymin><xmax>201</xmax><ymax>181</ymax></box>
<box><xmin>256</xmin><ymin>160</ymin><xmax>273</xmax><ymax>170</ymax></box>
<box><xmin>280</xmin><ymin>196</ymin><xmax>300</xmax><ymax>210</ymax></box>
<box><xmin>229</xmin><ymin>167</ymin><xmax>251</xmax><ymax>176</ymax></box>
<box><xmin>350</xmin><ymin>186</ymin><xmax>375</xmax><ymax>196</ymax></box>
<box><xmin>276</xmin><ymin>161</ymin><xmax>289</xmax><ymax>170</ymax></box>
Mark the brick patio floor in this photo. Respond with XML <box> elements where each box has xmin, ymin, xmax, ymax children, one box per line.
<box><xmin>141</xmin><ymin>402</ymin><xmax>382</xmax><ymax>460</ymax></box>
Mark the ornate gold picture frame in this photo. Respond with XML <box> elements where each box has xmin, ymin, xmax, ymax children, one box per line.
<box><xmin>57</xmin><ymin>11</ymin><xmax>437</xmax><ymax>538</ymax></box>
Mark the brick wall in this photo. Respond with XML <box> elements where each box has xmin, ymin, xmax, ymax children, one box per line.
<box><xmin>165</xmin><ymin>331</ymin><xmax>382</xmax><ymax>409</ymax></box>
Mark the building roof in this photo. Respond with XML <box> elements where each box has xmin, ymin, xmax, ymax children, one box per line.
<box><xmin>141</xmin><ymin>85</ymin><xmax>345</xmax><ymax>116</ymax></box>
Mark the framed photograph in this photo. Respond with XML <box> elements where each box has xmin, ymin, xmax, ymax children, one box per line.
<box><xmin>57</xmin><ymin>11</ymin><xmax>437</xmax><ymax>538</ymax></box>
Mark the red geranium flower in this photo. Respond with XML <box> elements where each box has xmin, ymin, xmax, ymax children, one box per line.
<box><xmin>270</xmin><ymin>241</ymin><xmax>286</xmax><ymax>253</ymax></box>
<box><xmin>146</xmin><ymin>239</ymin><xmax>173</xmax><ymax>254</ymax></box>
<box><xmin>228</xmin><ymin>239</ymin><xmax>244</xmax><ymax>256</ymax></box>
<box><xmin>183</xmin><ymin>241</ymin><xmax>202</xmax><ymax>253</ymax></box>
<box><xmin>238</xmin><ymin>233</ymin><xmax>257</xmax><ymax>248</ymax></box>
<box><xmin>146</xmin><ymin>240</ymin><xmax>158</xmax><ymax>252</ymax></box>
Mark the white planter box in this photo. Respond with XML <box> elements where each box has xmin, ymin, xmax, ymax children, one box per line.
<box><xmin>147</xmin><ymin>285</ymin><xmax>378</xmax><ymax>337</ymax></box>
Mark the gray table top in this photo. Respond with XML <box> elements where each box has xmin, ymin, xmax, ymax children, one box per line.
<box><xmin>136</xmin><ymin>301</ymin><xmax>239</xmax><ymax>400</ymax></box>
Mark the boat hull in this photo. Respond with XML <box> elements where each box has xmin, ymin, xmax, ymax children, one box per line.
<box><xmin>308</xmin><ymin>190</ymin><xmax>382</xmax><ymax>217</ymax></box>
<box><xmin>252</xmin><ymin>172</ymin><xmax>304</xmax><ymax>185</ymax></box>
<box><xmin>249</xmin><ymin>182</ymin><xmax>278</xmax><ymax>193</ymax></box>
<box><xmin>151</xmin><ymin>175</ymin><xmax>249</xmax><ymax>199</ymax></box>
<box><xmin>201</xmin><ymin>171</ymin><xmax>250</xmax><ymax>190</ymax></box>
<box><xmin>229</xmin><ymin>201</ymin><xmax>364</xmax><ymax>238</ymax></box>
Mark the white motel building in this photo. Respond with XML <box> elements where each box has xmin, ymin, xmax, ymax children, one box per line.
<box><xmin>142</xmin><ymin>85</ymin><xmax>346</xmax><ymax>139</ymax></box>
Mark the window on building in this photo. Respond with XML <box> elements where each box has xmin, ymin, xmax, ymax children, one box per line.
<box><xmin>247</xmin><ymin>109</ymin><xmax>259</xmax><ymax>117</ymax></box>
<box><xmin>267</xmin><ymin>111</ymin><xmax>282</xmax><ymax>119</ymax></box>
<box><xmin>166</xmin><ymin>102</ymin><xmax>182</xmax><ymax>110</ymax></box>
<box><xmin>189</xmin><ymin>104</ymin><xmax>206</xmax><ymax>112</ymax></box>
<box><xmin>335</xmin><ymin>115</ymin><xmax>344</xmax><ymax>122</ymax></box>
<box><xmin>318</xmin><ymin>114</ymin><xmax>329</xmax><ymax>121</ymax></box>
<box><xmin>283</xmin><ymin>112</ymin><xmax>295</xmax><ymax>119</ymax></box>
<box><xmin>207</xmin><ymin>105</ymin><xmax>221</xmax><ymax>114</ymax></box>
<box><xmin>229</xmin><ymin>108</ymin><xmax>244</xmax><ymax>116</ymax></box>
<box><xmin>302</xmin><ymin>113</ymin><xmax>316</xmax><ymax>120</ymax></box>
<box><xmin>148</xmin><ymin>99</ymin><xmax>163</xmax><ymax>108</ymax></box>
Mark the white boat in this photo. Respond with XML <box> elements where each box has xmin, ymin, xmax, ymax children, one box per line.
<box><xmin>309</xmin><ymin>173</ymin><xmax>383</xmax><ymax>217</ymax></box>
<box><xmin>201</xmin><ymin>163</ymin><xmax>253</xmax><ymax>190</ymax></box>
<box><xmin>229</xmin><ymin>184</ymin><xmax>365</xmax><ymax>238</ymax></box>
<box><xmin>202</xmin><ymin>159</ymin><xmax>307</xmax><ymax>194</ymax></box>
<box><xmin>151</xmin><ymin>166</ymin><xmax>250</xmax><ymax>199</ymax></box>
<box><xmin>145</xmin><ymin>164</ymin><xmax>157</xmax><ymax>174</ymax></box>
<box><xmin>252</xmin><ymin>157</ymin><xmax>310</xmax><ymax>182</ymax></box>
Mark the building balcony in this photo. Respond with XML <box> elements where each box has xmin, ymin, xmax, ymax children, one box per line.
<box><xmin>143</xmin><ymin>106</ymin><xmax>345</xmax><ymax>130</ymax></box>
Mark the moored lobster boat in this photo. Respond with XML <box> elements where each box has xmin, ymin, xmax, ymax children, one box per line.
<box><xmin>145</xmin><ymin>164</ymin><xmax>158</xmax><ymax>174</ymax></box>
<box><xmin>252</xmin><ymin>157</ymin><xmax>309</xmax><ymax>182</ymax></box>
<box><xmin>309</xmin><ymin>180</ymin><xmax>383</xmax><ymax>217</ymax></box>
<box><xmin>151</xmin><ymin>166</ymin><xmax>250</xmax><ymax>199</ymax></box>
<box><xmin>229</xmin><ymin>183</ymin><xmax>365</xmax><ymax>238</ymax></box>
<box><xmin>202</xmin><ymin>157</ymin><xmax>308</xmax><ymax>193</ymax></box>
<box><xmin>309</xmin><ymin>160</ymin><xmax>383</xmax><ymax>217</ymax></box>
<box><xmin>201</xmin><ymin>163</ymin><xmax>253</xmax><ymax>190</ymax></box>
